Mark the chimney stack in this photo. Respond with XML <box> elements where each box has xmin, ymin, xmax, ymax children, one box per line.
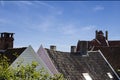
<box><xmin>50</xmin><ymin>45</ymin><xmax>56</xmax><ymax>51</ymax></box>
<box><xmin>105</xmin><ymin>31</ymin><xmax>108</xmax><ymax>40</ymax></box>
<box><xmin>0</xmin><ymin>32</ymin><xmax>14</xmax><ymax>50</ymax></box>
<box><xmin>78</xmin><ymin>41</ymin><xmax>88</xmax><ymax>56</ymax></box>
<box><xmin>71</xmin><ymin>46</ymin><xmax>76</xmax><ymax>53</ymax></box>
<box><xmin>95</xmin><ymin>30</ymin><xmax>98</xmax><ymax>39</ymax></box>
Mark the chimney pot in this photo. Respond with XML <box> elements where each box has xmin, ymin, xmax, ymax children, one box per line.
<box><xmin>50</xmin><ymin>45</ymin><xmax>56</xmax><ymax>51</ymax></box>
<box><xmin>71</xmin><ymin>46</ymin><xmax>76</xmax><ymax>53</ymax></box>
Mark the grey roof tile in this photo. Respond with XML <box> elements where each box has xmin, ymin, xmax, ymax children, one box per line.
<box><xmin>46</xmin><ymin>49</ymin><xmax>119</xmax><ymax>80</ymax></box>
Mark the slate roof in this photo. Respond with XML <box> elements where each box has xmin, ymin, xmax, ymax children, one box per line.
<box><xmin>108</xmin><ymin>41</ymin><xmax>120</xmax><ymax>47</ymax></box>
<box><xmin>46</xmin><ymin>49</ymin><xmax>119</xmax><ymax>80</ymax></box>
<box><xmin>93</xmin><ymin>46</ymin><xmax>120</xmax><ymax>77</ymax></box>
<box><xmin>0</xmin><ymin>47</ymin><xmax>26</xmax><ymax>64</ymax></box>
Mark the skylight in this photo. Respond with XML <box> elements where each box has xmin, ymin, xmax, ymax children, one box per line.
<box><xmin>82</xmin><ymin>73</ymin><xmax>92</xmax><ymax>80</ymax></box>
<box><xmin>107</xmin><ymin>72</ymin><xmax>113</xmax><ymax>78</ymax></box>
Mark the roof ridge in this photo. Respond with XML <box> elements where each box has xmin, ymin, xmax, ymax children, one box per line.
<box><xmin>7</xmin><ymin>47</ymin><xmax>27</xmax><ymax>50</ymax></box>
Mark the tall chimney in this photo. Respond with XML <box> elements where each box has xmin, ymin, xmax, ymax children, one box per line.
<box><xmin>71</xmin><ymin>46</ymin><xmax>76</xmax><ymax>53</ymax></box>
<box><xmin>105</xmin><ymin>31</ymin><xmax>108</xmax><ymax>40</ymax></box>
<box><xmin>50</xmin><ymin>45</ymin><xmax>56</xmax><ymax>51</ymax></box>
<box><xmin>95</xmin><ymin>30</ymin><xmax>98</xmax><ymax>39</ymax></box>
<box><xmin>79</xmin><ymin>41</ymin><xmax>88</xmax><ymax>56</ymax></box>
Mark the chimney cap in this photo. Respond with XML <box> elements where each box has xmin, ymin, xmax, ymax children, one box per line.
<box><xmin>0</xmin><ymin>32</ymin><xmax>15</xmax><ymax>34</ymax></box>
<box><xmin>50</xmin><ymin>45</ymin><xmax>56</xmax><ymax>51</ymax></box>
<box><xmin>98</xmin><ymin>30</ymin><xmax>104</xmax><ymax>35</ymax></box>
<box><xmin>77</xmin><ymin>41</ymin><xmax>88</xmax><ymax>56</ymax></box>
<box><xmin>71</xmin><ymin>46</ymin><xmax>76</xmax><ymax>53</ymax></box>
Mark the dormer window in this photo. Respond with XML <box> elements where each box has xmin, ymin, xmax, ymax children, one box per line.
<box><xmin>82</xmin><ymin>73</ymin><xmax>92</xmax><ymax>80</ymax></box>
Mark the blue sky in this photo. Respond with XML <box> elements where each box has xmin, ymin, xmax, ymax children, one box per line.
<box><xmin>0</xmin><ymin>1</ymin><xmax>120</xmax><ymax>52</ymax></box>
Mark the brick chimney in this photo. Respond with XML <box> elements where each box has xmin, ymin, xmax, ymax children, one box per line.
<box><xmin>50</xmin><ymin>45</ymin><xmax>56</xmax><ymax>51</ymax></box>
<box><xmin>0</xmin><ymin>32</ymin><xmax>14</xmax><ymax>50</ymax></box>
<box><xmin>95</xmin><ymin>30</ymin><xmax>98</xmax><ymax>39</ymax></box>
<box><xmin>105</xmin><ymin>31</ymin><xmax>108</xmax><ymax>40</ymax></box>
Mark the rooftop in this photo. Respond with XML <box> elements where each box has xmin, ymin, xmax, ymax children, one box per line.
<box><xmin>0</xmin><ymin>47</ymin><xmax>26</xmax><ymax>64</ymax></box>
<box><xmin>46</xmin><ymin>48</ymin><xmax>119</xmax><ymax>80</ymax></box>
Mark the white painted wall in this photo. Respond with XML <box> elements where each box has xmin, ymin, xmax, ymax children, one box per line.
<box><xmin>37</xmin><ymin>45</ymin><xmax>59</xmax><ymax>74</ymax></box>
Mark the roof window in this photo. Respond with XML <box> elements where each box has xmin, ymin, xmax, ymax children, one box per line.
<box><xmin>82</xmin><ymin>73</ymin><xmax>92</xmax><ymax>80</ymax></box>
<box><xmin>107</xmin><ymin>72</ymin><xmax>113</xmax><ymax>78</ymax></box>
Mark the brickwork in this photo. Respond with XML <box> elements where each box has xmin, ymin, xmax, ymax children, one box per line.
<box><xmin>0</xmin><ymin>32</ymin><xmax>14</xmax><ymax>50</ymax></box>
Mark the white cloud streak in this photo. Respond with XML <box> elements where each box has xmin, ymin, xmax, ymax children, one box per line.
<box><xmin>19</xmin><ymin>1</ymin><xmax>33</xmax><ymax>5</ymax></box>
<box><xmin>60</xmin><ymin>24</ymin><xmax>96</xmax><ymax>36</ymax></box>
<box><xmin>20</xmin><ymin>15</ymin><xmax>56</xmax><ymax>32</ymax></box>
<box><xmin>12</xmin><ymin>1</ymin><xmax>36</xmax><ymax>9</ymax></box>
<box><xmin>33</xmin><ymin>20</ymin><xmax>53</xmax><ymax>32</ymax></box>
<box><xmin>55</xmin><ymin>23</ymin><xmax>97</xmax><ymax>41</ymax></box>
<box><xmin>0</xmin><ymin>19</ymin><xmax>5</xmax><ymax>23</ymax></box>
<box><xmin>37</xmin><ymin>1</ymin><xmax>55</xmax><ymax>9</ymax></box>
<box><xmin>81</xmin><ymin>25</ymin><xmax>96</xmax><ymax>31</ymax></box>
<box><xmin>61</xmin><ymin>24</ymin><xmax>77</xmax><ymax>35</ymax></box>
<box><xmin>0</xmin><ymin>18</ymin><xmax>10</xmax><ymax>24</ymax></box>
<box><xmin>0</xmin><ymin>0</ymin><xmax>4</xmax><ymax>7</ymax></box>
<box><xmin>93</xmin><ymin>6</ymin><xmax>104</xmax><ymax>11</ymax></box>
<box><xmin>16</xmin><ymin>1</ymin><xmax>63</xmax><ymax>15</ymax></box>
<box><xmin>56</xmin><ymin>10</ymin><xmax>63</xmax><ymax>15</ymax></box>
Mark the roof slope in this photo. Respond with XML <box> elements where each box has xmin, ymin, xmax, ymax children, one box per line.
<box><xmin>108</xmin><ymin>41</ymin><xmax>120</xmax><ymax>47</ymax></box>
<box><xmin>46</xmin><ymin>49</ymin><xmax>119</xmax><ymax>80</ymax></box>
<box><xmin>0</xmin><ymin>47</ymin><xmax>26</xmax><ymax>64</ymax></box>
<box><xmin>93</xmin><ymin>46</ymin><xmax>120</xmax><ymax>76</ymax></box>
